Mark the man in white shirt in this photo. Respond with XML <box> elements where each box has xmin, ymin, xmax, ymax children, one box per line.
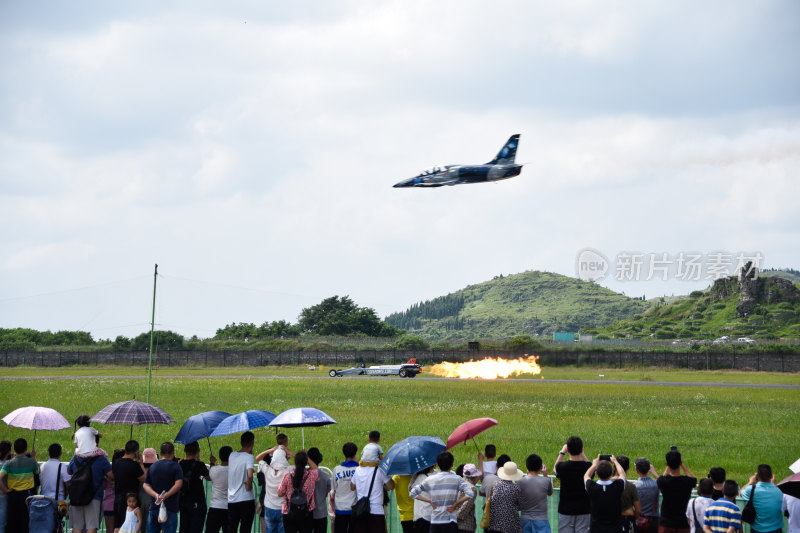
<box><xmin>40</xmin><ymin>443</ymin><xmax>71</xmax><ymax>501</ymax></box>
<box><xmin>228</xmin><ymin>431</ymin><xmax>255</xmax><ymax>533</ymax></box>
<box><xmin>350</xmin><ymin>446</ymin><xmax>394</xmax><ymax>533</ymax></box>
<box><xmin>332</xmin><ymin>442</ymin><xmax>359</xmax><ymax>533</ymax></box>
<box><xmin>255</xmin><ymin>434</ymin><xmax>294</xmax><ymax>533</ymax></box>
<box><xmin>783</xmin><ymin>493</ymin><xmax>800</xmax><ymax>533</ymax></box>
<box><xmin>207</xmin><ymin>446</ymin><xmax>231</xmax><ymax>533</ymax></box>
<box><xmin>687</xmin><ymin>479</ymin><xmax>715</xmax><ymax>533</ymax></box>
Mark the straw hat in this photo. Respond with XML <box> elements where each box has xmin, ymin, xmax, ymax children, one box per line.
<box><xmin>497</xmin><ymin>461</ymin><xmax>524</xmax><ymax>481</ymax></box>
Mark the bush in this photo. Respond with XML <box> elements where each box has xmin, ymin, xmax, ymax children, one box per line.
<box><xmin>394</xmin><ymin>335</ymin><xmax>430</xmax><ymax>351</ymax></box>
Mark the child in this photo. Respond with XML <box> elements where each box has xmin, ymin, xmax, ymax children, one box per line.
<box><xmin>481</xmin><ymin>444</ymin><xmax>498</xmax><ymax>475</ymax></box>
<box><xmin>118</xmin><ymin>492</ymin><xmax>142</xmax><ymax>533</ymax></box>
<box><xmin>73</xmin><ymin>415</ymin><xmax>106</xmax><ymax>457</ymax></box>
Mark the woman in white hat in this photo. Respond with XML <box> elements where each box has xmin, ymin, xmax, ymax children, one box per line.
<box><xmin>489</xmin><ymin>460</ymin><xmax>524</xmax><ymax>533</ymax></box>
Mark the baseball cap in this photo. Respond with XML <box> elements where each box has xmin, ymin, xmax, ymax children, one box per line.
<box><xmin>142</xmin><ymin>448</ymin><xmax>158</xmax><ymax>464</ymax></box>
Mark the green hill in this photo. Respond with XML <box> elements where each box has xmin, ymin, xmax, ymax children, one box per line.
<box><xmin>762</xmin><ymin>268</ymin><xmax>800</xmax><ymax>284</ymax></box>
<box><xmin>592</xmin><ymin>270</ymin><xmax>800</xmax><ymax>340</ymax></box>
<box><xmin>386</xmin><ymin>270</ymin><xmax>650</xmax><ymax>339</ymax></box>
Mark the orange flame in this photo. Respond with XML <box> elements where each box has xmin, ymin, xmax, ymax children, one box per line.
<box><xmin>428</xmin><ymin>355</ymin><xmax>542</xmax><ymax>379</ymax></box>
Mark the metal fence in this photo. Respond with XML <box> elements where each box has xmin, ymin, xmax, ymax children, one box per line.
<box><xmin>2</xmin><ymin>349</ymin><xmax>798</xmax><ymax>372</ymax></box>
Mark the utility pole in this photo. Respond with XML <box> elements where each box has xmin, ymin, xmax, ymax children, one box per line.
<box><xmin>145</xmin><ymin>264</ymin><xmax>158</xmax><ymax>446</ymax></box>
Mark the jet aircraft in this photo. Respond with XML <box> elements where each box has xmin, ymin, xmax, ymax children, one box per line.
<box><xmin>393</xmin><ymin>134</ymin><xmax>522</xmax><ymax>188</ymax></box>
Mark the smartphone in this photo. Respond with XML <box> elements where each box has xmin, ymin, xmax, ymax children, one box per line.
<box><xmin>599</xmin><ymin>454</ymin><xmax>611</xmax><ymax>461</ymax></box>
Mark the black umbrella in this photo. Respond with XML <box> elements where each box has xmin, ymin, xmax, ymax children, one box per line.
<box><xmin>778</xmin><ymin>472</ymin><xmax>800</xmax><ymax>499</ymax></box>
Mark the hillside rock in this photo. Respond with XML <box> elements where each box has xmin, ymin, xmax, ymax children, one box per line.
<box><xmin>713</xmin><ymin>262</ymin><xmax>800</xmax><ymax>317</ymax></box>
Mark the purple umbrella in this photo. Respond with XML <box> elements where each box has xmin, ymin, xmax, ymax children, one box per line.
<box><xmin>2</xmin><ymin>406</ymin><xmax>71</xmax><ymax>445</ymax></box>
<box><xmin>92</xmin><ymin>400</ymin><xmax>175</xmax><ymax>439</ymax></box>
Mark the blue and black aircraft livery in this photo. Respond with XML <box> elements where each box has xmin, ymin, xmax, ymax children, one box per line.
<box><xmin>393</xmin><ymin>134</ymin><xmax>522</xmax><ymax>188</ymax></box>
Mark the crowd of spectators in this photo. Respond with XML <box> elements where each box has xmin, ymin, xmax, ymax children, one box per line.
<box><xmin>0</xmin><ymin>430</ymin><xmax>796</xmax><ymax>533</ymax></box>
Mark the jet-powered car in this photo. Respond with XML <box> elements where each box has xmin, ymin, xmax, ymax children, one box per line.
<box><xmin>328</xmin><ymin>358</ymin><xmax>423</xmax><ymax>378</ymax></box>
<box><xmin>393</xmin><ymin>134</ymin><xmax>522</xmax><ymax>188</ymax></box>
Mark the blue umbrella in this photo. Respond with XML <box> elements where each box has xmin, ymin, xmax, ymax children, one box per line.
<box><xmin>268</xmin><ymin>407</ymin><xmax>336</xmax><ymax>448</ymax></box>
<box><xmin>379</xmin><ymin>436</ymin><xmax>446</xmax><ymax>476</ymax></box>
<box><xmin>209</xmin><ymin>410</ymin><xmax>276</xmax><ymax>437</ymax></box>
<box><xmin>175</xmin><ymin>410</ymin><xmax>232</xmax><ymax>451</ymax></box>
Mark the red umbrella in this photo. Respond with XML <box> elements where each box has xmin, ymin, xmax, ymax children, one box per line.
<box><xmin>446</xmin><ymin>417</ymin><xmax>498</xmax><ymax>451</ymax></box>
<box><xmin>778</xmin><ymin>472</ymin><xmax>800</xmax><ymax>499</ymax></box>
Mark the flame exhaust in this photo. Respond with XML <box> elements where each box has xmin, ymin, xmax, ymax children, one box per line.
<box><xmin>427</xmin><ymin>355</ymin><xmax>542</xmax><ymax>380</ymax></box>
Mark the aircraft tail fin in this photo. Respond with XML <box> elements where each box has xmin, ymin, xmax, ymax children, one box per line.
<box><xmin>487</xmin><ymin>134</ymin><xmax>520</xmax><ymax>165</ymax></box>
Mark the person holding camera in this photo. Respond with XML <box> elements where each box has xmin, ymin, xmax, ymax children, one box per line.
<box><xmin>657</xmin><ymin>449</ymin><xmax>696</xmax><ymax>533</ymax></box>
<box><xmin>583</xmin><ymin>455</ymin><xmax>626</xmax><ymax>533</ymax></box>
<box><xmin>555</xmin><ymin>437</ymin><xmax>592</xmax><ymax>533</ymax></box>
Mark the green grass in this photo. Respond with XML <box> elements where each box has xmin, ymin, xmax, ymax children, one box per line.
<box><xmin>1</xmin><ymin>369</ymin><xmax>798</xmax><ymax>484</ymax></box>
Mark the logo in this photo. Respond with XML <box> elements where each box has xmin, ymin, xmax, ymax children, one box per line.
<box><xmin>576</xmin><ymin>248</ymin><xmax>609</xmax><ymax>282</ymax></box>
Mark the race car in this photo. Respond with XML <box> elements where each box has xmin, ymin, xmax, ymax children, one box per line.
<box><xmin>328</xmin><ymin>358</ymin><xmax>423</xmax><ymax>378</ymax></box>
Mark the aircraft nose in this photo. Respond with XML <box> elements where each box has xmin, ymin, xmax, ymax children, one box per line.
<box><xmin>393</xmin><ymin>178</ymin><xmax>413</xmax><ymax>188</ymax></box>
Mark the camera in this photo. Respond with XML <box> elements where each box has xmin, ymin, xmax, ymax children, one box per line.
<box><xmin>599</xmin><ymin>454</ymin><xmax>611</xmax><ymax>461</ymax></box>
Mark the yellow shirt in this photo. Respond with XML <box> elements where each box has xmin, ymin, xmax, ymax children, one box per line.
<box><xmin>392</xmin><ymin>474</ymin><xmax>414</xmax><ymax>521</ymax></box>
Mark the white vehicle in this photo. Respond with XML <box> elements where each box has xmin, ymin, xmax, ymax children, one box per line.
<box><xmin>737</xmin><ymin>337</ymin><xmax>756</xmax><ymax>344</ymax></box>
<box><xmin>328</xmin><ymin>358</ymin><xmax>423</xmax><ymax>378</ymax></box>
<box><xmin>713</xmin><ymin>336</ymin><xmax>730</xmax><ymax>344</ymax></box>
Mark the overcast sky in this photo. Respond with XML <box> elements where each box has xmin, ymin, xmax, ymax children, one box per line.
<box><xmin>2</xmin><ymin>1</ymin><xmax>799</xmax><ymax>340</ymax></box>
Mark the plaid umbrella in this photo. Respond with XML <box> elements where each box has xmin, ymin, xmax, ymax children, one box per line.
<box><xmin>92</xmin><ymin>400</ymin><xmax>175</xmax><ymax>439</ymax></box>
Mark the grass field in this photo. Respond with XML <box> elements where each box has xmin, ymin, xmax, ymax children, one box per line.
<box><xmin>1</xmin><ymin>366</ymin><xmax>798</xmax><ymax>484</ymax></box>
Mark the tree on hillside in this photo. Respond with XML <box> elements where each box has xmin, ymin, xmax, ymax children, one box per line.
<box><xmin>298</xmin><ymin>296</ymin><xmax>402</xmax><ymax>337</ymax></box>
<box><xmin>258</xmin><ymin>320</ymin><xmax>301</xmax><ymax>338</ymax></box>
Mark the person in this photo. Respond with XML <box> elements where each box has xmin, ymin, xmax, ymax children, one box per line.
<box><xmin>702</xmin><ymin>480</ymin><xmax>741</xmax><ymax>533</ymax></box>
<box><xmin>139</xmin><ymin>448</ymin><xmax>158</xmax><ymax>522</ymax></box>
<box><xmin>67</xmin><ymin>437</ymin><xmax>113</xmax><ymax>533</ymax></box>
<box><xmin>277</xmin><ymin>450</ymin><xmax>319</xmax><ymax>533</ymax></box>
<box><xmin>740</xmin><ymin>464</ymin><xmax>785</xmax><ymax>533</ymax></box>
<box><xmin>332</xmin><ymin>442</ymin><xmax>359</xmax><ymax>533</ymax></box>
<box><xmin>686</xmin><ymin>479</ymin><xmax>715</xmax><ymax>533</ymax></box>
<box><xmin>783</xmin><ymin>493</ymin><xmax>800</xmax><ymax>533</ymax></box>
<box><xmin>118</xmin><ymin>492</ymin><xmax>143</xmax><ymax>533</ymax></box>
<box><xmin>617</xmin><ymin>456</ymin><xmax>640</xmax><ymax>533</ymax></box>
<box><xmin>392</xmin><ymin>472</ymin><xmax>414</xmax><ymax>533</ymax></box>
<box><xmin>104</xmin><ymin>449</ymin><xmax>125</xmax><ymax>533</ymax></box>
<box><xmin>456</xmin><ymin>464</ymin><xmax>480</xmax><ymax>533</ymax></box>
<box><xmin>519</xmin><ymin>454</ymin><xmax>552</xmax><ymax>533</ymax></box>
<box><xmin>307</xmin><ymin>448</ymin><xmax>331</xmax><ymax>533</ymax></box>
<box><xmin>411</xmin><ymin>466</ymin><xmax>435</xmax><ymax>533</ymax></box>
<box><xmin>409</xmin><ymin>451</ymin><xmax>475</xmax><ymax>533</ymax></box>
<box><xmin>142</xmin><ymin>442</ymin><xmax>183</xmax><ymax>533</ymax></box>
<box><xmin>633</xmin><ymin>458</ymin><xmax>660</xmax><ymax>533</ymax></box>
<box><xmin>113</xmin><ymin>440</ymin><xmax>145</xmax><ymax>533</ymax></box>
<box><xmin>480</xmin><ymin>454</ymin><xmax>511</xmax><ymax>503</ymax></box>
<box><xmin>208</xmin><ymin>446</ymin><xmax>232</xmax><ymax>533</ymax></box>
<box><xmin>257</xmin><ymin>433</ymin><xmax>295</xmax><ymax>533</ymax></box>
<box><xmin>350</xmin><ymin>445</ymin><xmax>394</xmax><ymax>533</ymax></box>
<box><xmin>584</xmin><ymin>455</ymin><xmax>626</xmax><ymax>533</ymax></box>
<box><xmin>228</xmin><ymin>431</ymin><xmax>256</xmax><ymax>533</ymax></box>
<box><xmin>0</xmin><ymin>438</ymin><xmax>39</xmax><ymax>533</ymax></box>
<box><xmin>555</xmin><ymin>436</ymin><xmax>592</xmax><ymax>533</ymax></box>
<box><xmin>487</xmin><ymin>460</ymin><xmax>523</xmax><ymax>533</ymax></box>
<box><xmin>179</xmin><ymin>441</ymin><xmax>211</xmax><ymax>533</ymax></box>
<box><xmin>363</xmin><ymin>431</ymin><xmax>383</xmax><ymax>462</ymax></box>
<box><xmin>707</xmin><ymin>468</ymin><xmax>726</xmax><ymax>501</ymax></box>
<box><xmin>482</xmin><ymin>445</ymin><xmax>499</xmax><ymax>475</ymax></box>
<box><xmin>0</xmin><ymin>440</ymin><xmax>12</xmax><ymax>533</ymax></box>
<box><xmin>40</xmin><ymin>443</ymin><xmax>71</xmax><ymax>502</ymax></box>
<box><xmin>657</xmin><ymin>450</ymin><xmax>696</xmax><ymax>533</ymax></box>
<box><xmin>74</xmin><ymin>415</ymin><xmax>104</xmax><ymax>457</ymax></box>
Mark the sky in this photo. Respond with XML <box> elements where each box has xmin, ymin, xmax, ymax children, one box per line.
<box><xmin>1</xmin><ymin>1</ymin><xmax>799</xmax><ymax>340</ymax></box>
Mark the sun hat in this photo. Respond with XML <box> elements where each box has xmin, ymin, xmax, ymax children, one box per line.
<box><xmin>497</xmin><ymin>461</ymin><xmax>524</xmax><ymax>481</ymax></box>
<box><xmin>142</xmin><ymin>448</ymin><xmax>158</xmax><ymax>464</ymax></box>
<box><xmin>463</xmin><ymin>464</ymin><xmax>480</xmax><ymax>477</ymax></box>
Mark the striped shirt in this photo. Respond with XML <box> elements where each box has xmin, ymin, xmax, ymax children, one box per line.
<box><xmin>0</xmin><ymin>455</ymin><xmax>39</xmax><ymax>491</ymax></box>
<box><xmin>703</xmin><ymin>498</ymin><xmax>742</xmax><ymax>533</ymax></box>
<box><xmin>409</xmin><ymin>470</ymin><xmax>474</xmax><ymax>524</ymax></box>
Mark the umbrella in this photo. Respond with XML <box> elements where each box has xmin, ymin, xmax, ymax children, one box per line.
<box><xmin>2</xmin><ymin>406</ymin><xmax>70</xmax><ymax>446</ymax></box>
<box><xmin>379</xmin><ymin>436</ymin><xmax>446</xmax><ymax>476</ymax></box>
<box><xmin>778</xmin><ymin>472</ymin><xmax>800</xmax><ymax>499</ymax></box>
<box><xmin>174</xmin><ymin>410</ymin><xmax>232</xmax><ymax>451</ymax></box>
<box><xmin>268</xmin><ymin>407</ymin><xmax>336</xmax><ymax>449</ymax></box>
<box><xmin>446</xmin><ymin>417</ymin><xmax>498</xmax><ymax>452</ymax></box>
<box><xmin>91</xmin><ymin>400</ymin><xmax>175</xmax><ymax>439</ymax></box>
<box><xmin>209</xmin><ymin>410</ymin><xmax>277</xmax><ymax>438</ymax></box>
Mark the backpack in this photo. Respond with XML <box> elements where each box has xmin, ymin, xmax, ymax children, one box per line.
<box><xmin>287</xmin><ymin>472</ymin><xmax>310</xmax><ymax>520</ymax></box>
<box><xmin>69</xmin><ymin>457</ymin><xmax>98</xmax><ymax>506</ymax></box>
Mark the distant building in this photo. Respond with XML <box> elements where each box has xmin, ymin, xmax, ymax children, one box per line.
<box><xmin>553</xmin><ymin>332</ymin><xmax>578</xmax><ymax>343</ymax></box>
